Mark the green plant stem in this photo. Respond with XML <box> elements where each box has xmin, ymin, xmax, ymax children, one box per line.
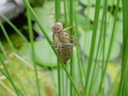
<box><xmin>64</xmin><ymin>0</ymin><xmax>67</xmax><ymax>21</ymax></box>
<box><xmin>63</xmin><ymin>0</ymin><xmax>68</xmax><ymax>95</ymax></box>
<box><xmin>77</xmin><ymin>48</ymin><xmax>84</xmax><ymax>86</ymax></box>
<box><xmin>0</xmin><ymin>41</ymin><xmax>29</xmax><ymax>95</ymax></box>
<box><xmin>67</xmin><ymin>0</ymin><xmax>70</xmax><ymax>20</ymax></box>
<box><xmin>58</xmin><ymin>0</ymin><xmax>61</xmax><ymax>19</ymax></box>
<box><xmin>23</xmin><ymin>0</ymin><xmax>80</xmax><ymax>96</ymax></box>
<box><xmin>117</xmin><ymin>0</ymin><xmax>128</xmax><ymax>95</ymax></box>
<box><xmin>122</xmin><ymin>0</ymin><xmax>128</xmax><ymax>94</ymax></box>
<box><xmin>74</xmin><ymin>1</ymin><xmax>84</xmax><ymax>94</ymax></box>
<box><xmin>100</xmin><ymin>1</ymin><xmax>107</xmax><ymax>94</ymax></box>
<box><xmin>107</xmin><ymin>70</ymin><xmax>120</xmax><ymax>94</ymax></box>
<box><xmin>62</xmin><ymin>68</ymin><xmax>65</xmax><ymax>96</ymax></box>
<box><xmin>100</xmin><ymin>4</ymin><xmax>107</xmax><ymax>95</ymax></box>
<box><xmin>55</xmin><ymin>0</ymin><xmax>60</xmax><ymax>22</ymax></box>
<box><xmin>27</xmin><ymin>9</ymin><xmax>41</xmax><ymax>96</ymax></box>
<box><xmin>0</xmin><ymin>68</ymin><xmax>24</xmax><ymax>96</ymax></box>
<box><xmin>96</xmin><ymin>0</ymin><xmax>120</xmax><ymax>95</ymax></box>
<box><xmin>0</xmin><ymin>41</ymin><xmax>8</xmax><ymax>59</ymax></box>
<box><xmin>55</xmin><ymin>0</ymin><xmax>61</xmax><ymax>95</ymax></box>
<box><xmin>0</xmin><ymin>21</ymin><xmax>28</xmax><ymax>95</ymax></box>
<box><xmin>0</xmin><ymin>21</ymin><xmax>15</xmax><ymax>52</ymax></box>
<box><xmin>87</xmin><ymin>0</ymin><xmax>91</xmax><ymax>16</ymax></box>
<box><xmin>70</xmin><ymin>51</ymin><xmax>73</xmax><ymax>96</ymax></box>
<box><xmin>122</xmin><ymin>78</ymin><xmax>127</xmax><ymax>96</ymax></box>
<box><xmin>88</xmin><ymin>0</ymin><xmax>107</xmax><ymax>95</ymax></box>
<box><xmin>0</xmin><ymin>14</ymin><xmax>28</xmax><ymax>42</ymax></box>
<box><xmin>57</xmin><ymin>59</ymin><xmax>61</xmax><ymax>96</ymax></box>
<box><xmin>117</xmin><ymin>38</ymin><xmax>128</xmax><ymax>96</ymax></box>
<box><xmin>69</xmin><ymin>0</ymin><xmax>74</xmax><ymax>95</ymax></box>
<box><xmin>0</xmin><ymin>54</ymin><xmax>20</xmax><ymax>96</ymax></box>
<box><xmin>66</xmin><ymin>65</ymin><xmax>69</xmax><ymax>96</ymax></box>
<box><xmin>84</xmin><ymin>0</ymin><xmax>101</xmax><ymax>95</ymax></box>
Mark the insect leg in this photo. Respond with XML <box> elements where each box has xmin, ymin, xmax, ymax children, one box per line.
<box><xmin>66</xmin><ymin>34</ymin><xmax>79</xmax><ymax>45</ymax></box>
<box><xmin>68</xmin><ymin>36</ymin><xmax>79</xmax><ymax>45</ymax></box>
<box><xmin>64</xmin><ymin>23</ymin><xmax>75</xmax><ymax>31</ymax></box>
<box><xmin>70</xmin><ymin>38</ymin><xmax>79</xmax><ymax>45</ymax></box>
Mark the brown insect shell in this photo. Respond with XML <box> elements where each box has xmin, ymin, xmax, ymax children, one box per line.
<box><xmin>57</xmin><ymin>42</ymin><xmax>74</xmax><ymax>64</ymax></box>
<box><xmin>62</xmin><ymin>43</ymin><xmax>74</xmax><ymax>48</ymax></box>
<box><xmin>58</xmin><ymin>30</ymin><xmax>69</xmax><ymax>44</ymax></box>
<box><xmin>51</xmin><ymin>22</ymin><xmax>63</xmax><ymax>33</ymax></box>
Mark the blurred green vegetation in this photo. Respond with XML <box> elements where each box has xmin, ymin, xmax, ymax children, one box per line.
<box><xmin>0</xmin><ymin>0</ymin><xmax>124</xmax><ymax>96</ymax></box>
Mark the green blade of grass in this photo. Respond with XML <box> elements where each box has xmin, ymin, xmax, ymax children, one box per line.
<box><xmin>55</xmin><ymin>0</ymin><xmax>61</xmax><ymax>95</ymax></box>
<box><xmin>84</xmin><ymin>0</ymin><xmax>101</xmax><ymax>95</ymax></box>
<box><xmin>63</xmin><ymin>0</ymin><xmax>69</xmax><ymax>95</ymax></box>
<box><xmin>100</xmin><ymin>2</ymin><xmax>107</xmax><ymax>94</ymax></box>
<box><xmin>62</xmin><ymin>68</ymin><xmax>65</xmax><ymax>96</ymax></box>
<box><xmin>22</xmin><ymin>1</ymin><xmax>81</xmax><ymax>96</ymax></box>
<box><xmin>0</xmin><ymin>41</ymin><xmax>8</xmax><ymax>59</ymax></box>
<box><xmin>0</xmin><ymin>14</ymin><xmax>36</xmax><ymax>95</ymax></box>
<box><xmin>69</xmin><ymin>0</ymin><xmax>74</xmax><ymax>95</ymax></box>
<box><xmin>122</xmin><ymin>79</ymin><xmax>127</xmax><ymax>96</ymax></box>
<box><xmin>58</xmin><ymin>0</ymin><xmax>61</xmax><ymax>19</ymax></box>
<box><xmin>27</xmin><ymin>9</ymin><xmax>41</xmax><ymax>96</ymax></box>
<box><xmin>96</xmin><ymin>0</ymin><xmax>120</xmax><ymax>95</ymax></box>
<box><xmin>107</xmin><ymin>70</ymin><xmax>120</xmax><ymax>94</ymax></box>
<box><xmin>0</xmin><ymin>14</ymin><xmax>28</xmax><ymax>42</ymax></box>
<box><xmin>0</xmin><ymin>81</ymin><xmax>17</xmax><ymax>96</ymax></box>
<box><xmin>64</xmin><ymin>0</ymin><xmax>68</xmax><ymax>21</ymax></box>
<box><xmin>87</xmin><ymin>0</ymin><xmax>91</xmax><ymax>16</ymax></box>
<box><xmin>0</xmin><ymin>54</ymin><xmax>20</xmax><ymax>96</ymax></box>
<box><xmin>74</xmin><ymin>1</ymin><xmax>84</xmax><ymax>95</ymax></box>
<box><xmin>0</xmin><ymin>41</ymin><xmax>29</xmax><ymax>95</ymax></box>
<box><xmin>55</xmin><ymin>0</ymin><xmax>60</xmax><ymax>22</ymax></box>
<box><xmin>117</xmin><ymin>0</ymin><xmax>128</xmax><ymax>95</ymax></box>
<box><xmin>0</xmin><ymin>21</ymin><xmax>31</xmax><ymax>94</ymax></box>
<box><xmin>57</xmin><ymin>59</ymin><xmax>61</xmax><ymax>96</ymax></box>
<box><xmin>88</xmin><ymin>0</ymin><xmax>108</xmax><ymax>95</ymax></box>
<box><xmin>0</xmin><ymin>68</ymin><xmax>24</xmax><ymax>96</ymax></box>
<box><xmin>117</xmin><ymin>38</ymin><xmax>128</xmax><ymax>96</ymax></box>
<box><xmin>0</xmin><ymin>21</ymin><xmax>15</xmax><ymax>52</ymax></box>
<box><xmin>122</xmin><ymin>0</ymin><xmax>128</xmax><ymax>94</ymax></box>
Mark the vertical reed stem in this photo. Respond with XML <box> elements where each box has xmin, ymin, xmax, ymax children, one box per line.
<box><xmin>69</xmin><ymin>0</ymin><xmax>74</xmax><ymax>95</ymax></box>
<box><xmin>84</xmin><ymin>0</ymin><xmax>101</xmax><ymax>95</ymax></box>
<box><xmin>27</xmin><ymin>9</ymin><xmax>41</xmax><ymax>96</ymax></box>
<box><xmin>55</xmin><ymin>0</ymin><xmax>61</xmax><ymax>95</ymax></box>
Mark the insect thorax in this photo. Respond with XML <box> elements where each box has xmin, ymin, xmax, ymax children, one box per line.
<box><xmin>58</xmin><ymin>31</ymin><xmax>69</xmax><ymax>43</ymax></box>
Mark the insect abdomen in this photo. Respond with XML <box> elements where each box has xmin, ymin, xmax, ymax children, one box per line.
<box><xmin>58</xmin><ymin>43</ymin><xmax>74</xmax><ymax>64</ymax></box>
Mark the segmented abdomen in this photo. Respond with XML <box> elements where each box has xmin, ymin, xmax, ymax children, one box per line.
<box><xmin>57</xmin><ymin>43</ymin><xmax>74</xmax><ymax>64</ymax></box>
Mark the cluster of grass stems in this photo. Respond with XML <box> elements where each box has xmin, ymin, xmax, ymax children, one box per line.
<box><xmin>0</xmin><ymin>0</ymin><xmax>128</xmax><ymax>96</ymax></box>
